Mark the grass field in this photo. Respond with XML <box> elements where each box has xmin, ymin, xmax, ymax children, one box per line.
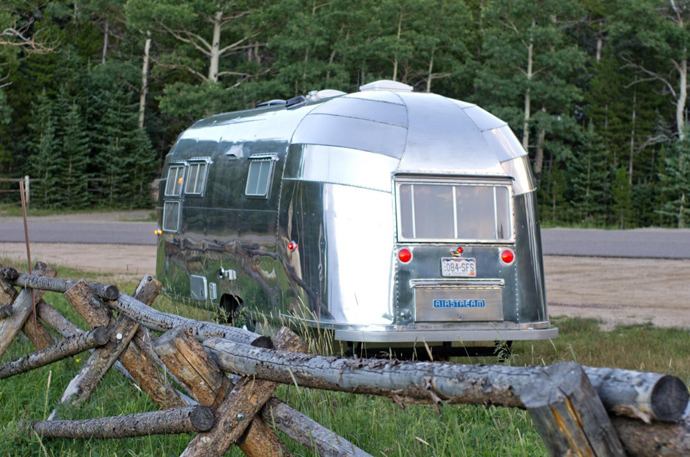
<box><xmin>0</xmin><ymin>263</ymin><xmax>688</xmax><ymax>456</ymax></box>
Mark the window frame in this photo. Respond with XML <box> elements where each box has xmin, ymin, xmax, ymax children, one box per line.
<box><xmin>162</xmin><ymin>200</ymin><xmax>181</xmax><ymax>233</ymax></box>
<box><xmin>244</xmin><ymin>155</ymin><xmax>277</xmax><ymax>199</ymax></box>
<box><xmin>164</xmin><ymin>163</ymin><xmax>186</xmax><ymax>197</ymax></box>
<box><xmin>184</xmin><ymin>158</ymin><xmax>211</xmax><ymax>196</ymax></box>
<box><xmin>394</xmin><ymin>177</ymin><xmax>514</xmax><ymax>244</ymax></box>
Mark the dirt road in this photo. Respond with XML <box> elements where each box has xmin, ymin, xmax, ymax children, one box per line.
<box><xmin>1</xmin><ymin>243</ymin><xmax>689</xmax><ymax>329</ymax></box>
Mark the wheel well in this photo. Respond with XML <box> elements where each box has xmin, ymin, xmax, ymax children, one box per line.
<box><xmin>218</xmin><ymin>294</ymin><xmax>243</xmax><ymax>324</ymax></box>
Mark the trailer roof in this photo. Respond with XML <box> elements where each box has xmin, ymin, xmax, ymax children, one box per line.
<box><xmin>173</xmin><ymin>80</ymin><xmax>527</xmax><ymax>176</ymax></box>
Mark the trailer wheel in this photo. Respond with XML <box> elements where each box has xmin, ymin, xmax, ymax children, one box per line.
<box><xmin>217</xmin><ymin>294</ymin><xmax>243</xmax><ymax>325</ymax></box>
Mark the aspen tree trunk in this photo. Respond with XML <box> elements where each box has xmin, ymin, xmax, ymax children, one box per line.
<box><xmin>426</xmin><ymin>50</ymin><xmax>435</xmax><ymax>93</ymax></box>
<box><xmin>534</xmin><ymin>107</ymin><xmax>546</xmax><ymax>176</ymax></box>
<box><xmin>138</xmin><ymin>32</ymin><xmax>151</xmax><ymax>129</ymax></box>
<box><xmin>522</xmin><ymin>21</ymin><xmax>535</xmax><ymax>151</ymax></box>
<box><xmin>677</xmin><ymin>56</ymin><xmax>687</xmax><ymax>141</ymax></box>
<box><xmin>208</xmin><ymin>11</ymin><xmax>222</xmax><ymax>82</ymax></box>
<box><xmin>392</xmin><ymin>11</ymin><xmax>403</xmax><ymax>81</ymax></box>
<box><xmin>596</xmin><ymin>36</ymin><xmax>603</xmax><ymax>62</ymax></box>
<box><xmin>101</xmin><ymin>20</ymin><xmax>109</xmax><ymax>65</ymax></box>
<box><xmin>630</xmin><ymin>91</ymin><xmax>637</xmax><ymax>185</ymax></box>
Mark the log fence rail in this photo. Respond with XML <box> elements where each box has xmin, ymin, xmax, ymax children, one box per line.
<box><xmin>0</xmin><ymin>264</ymin><xmax>688</xmax><ymax>457</ymax></box>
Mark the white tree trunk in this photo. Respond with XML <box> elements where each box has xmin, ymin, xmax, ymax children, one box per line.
<box><xmin>629</xmin><ymin>91</ymin><xmax>637</xmax><ymax>185</ymax></box>
<box><xmin>138</xmin><ymin>32</ymin><xmax>152</xmax><ymax>129</ymax></box>
<box><xmin>596</xmin><ymin>36</ymin><xmax>603</xmax><ymax>63</ymax></box>
<box><xmin>208</xmin><ymin>11</ymin><xmax>222</xmax><ymax>83</ymax></box>
<box><xmin>677</xmin><ymin>56</ymin><xmax>687</xmax><ymax>140</ymax></box>
<box><xmin>535</xmin><ymin>109</ymin><xmax>546</xmax><ymax>176</ymax></box>
<box><xmin>392</xmin><ymin>11</ymin><xmax>402</xmax><ymax>81</ymax></box>
<box><xmin>426</xmin><ymin>50</ymin><xmax>435</xmax><ymax>93</ymax></box>
<box><xmin>101</xmin><ymin>20</ymin><xmax>109</xmax><ymax>65</ymax></box>
<box><xmin>522</xmin><ymin>22</ymin><xmax>534</xmax><ymax>151</ymax></box>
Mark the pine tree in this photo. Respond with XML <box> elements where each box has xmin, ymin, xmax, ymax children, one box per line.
<box><xmin>658</xmin><ymin>139</ymin><xmax>690</xmax><ymax>228</ymax></box>
<box><xmin>567</xmin><ymin>127</ymin><xmax>610</xmax><ymax>224</ymax></box>
<box><xmin>612</xmin><ymin>167</ymin><xmax>633</xmax><ymax>228</ymax></box>
<box><xmin>61</xmin><ymin>102</ymin><xmax>91</xmax><ymax>208</ymax></box>
<box><xmin>28</xmin><ymin>92</ymin><xmax>63</xmax><ymax>208</ymax></box>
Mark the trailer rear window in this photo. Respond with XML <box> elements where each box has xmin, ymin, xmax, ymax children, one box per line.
<box><xmin>164</xmin><ymin>165</ymin><xmax>185</xmax><ymax>197</ymax></box>
<box><xmin>245</xmin><ymin>158</ymin><xmax>275</xmax><ymax>198</ymax></box>
<box><xmin>162</xmin><ymin>201</ymin><xmax>180</xmax><ymax>232</ymax></box>
<box><xmin>184</xmin><ymin>162</ymin><xmax>209</xmax><ymax>195</ymax></box>
<box><xmin>397</xmin><ymin>182</ymin><xmax>512</xmax><ymax>242</ymax></box>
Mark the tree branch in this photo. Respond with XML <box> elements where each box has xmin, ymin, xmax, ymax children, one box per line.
<box><xmin>622</xmin><ymin>57</ymin><xmax>678</xmax><ymax>98</ymax></box>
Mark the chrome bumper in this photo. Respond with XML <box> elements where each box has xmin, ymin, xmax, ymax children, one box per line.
<box><xmin>334</xmin><ymin>322</ymin><xmax>558</xmax><ymax>343</ymax></box>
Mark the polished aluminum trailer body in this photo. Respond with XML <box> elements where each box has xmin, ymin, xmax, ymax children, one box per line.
<box><xmin>156</xmin><ymin>80</ymin><xmax>557</xmax><ymax>344</ymax></box>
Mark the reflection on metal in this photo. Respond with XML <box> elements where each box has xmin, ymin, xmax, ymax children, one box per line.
<box><xmin>189</xmin><ymin>275</ymin><xmax>207</xmax><ymax>301</ymax></box>
<box><xmin>156</xmin><ymin>79</ymin><xmax>556</xmax><ymax>346</ymax></box>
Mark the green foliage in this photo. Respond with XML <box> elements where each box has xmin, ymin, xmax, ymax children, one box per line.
<box><xmin>658</xmin><ymin>139</ymin><xmax>690</xmax><ymax>227</ymax></box>
<box><xmin>0</xmin><ymin>0</ymin><xmax>688</xmax><ymax>222</ymax></box>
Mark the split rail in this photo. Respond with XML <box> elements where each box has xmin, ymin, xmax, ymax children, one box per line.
<box><xmin>0</xmin><ymin>262</ymin><xmax>688</xmax><ymax>456</ymax></box>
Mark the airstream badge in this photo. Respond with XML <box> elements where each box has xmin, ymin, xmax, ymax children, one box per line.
<box><xmin>433</xmin><ymin>299</ymin><xmax>486</xmax><ymax>309</ymax></box>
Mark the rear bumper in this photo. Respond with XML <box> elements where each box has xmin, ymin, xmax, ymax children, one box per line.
<box><xmin>334</xmin><ymin>321</ymin><xmax>558</xmax><ymax>343</ymax></box>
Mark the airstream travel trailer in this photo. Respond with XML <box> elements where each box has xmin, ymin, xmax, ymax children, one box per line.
<box><xmin>156</xmin><ymin>80</ymin><xmax>558</xmax><ymax>354</ymax></box>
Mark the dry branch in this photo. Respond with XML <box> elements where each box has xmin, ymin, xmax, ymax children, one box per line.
<box><xmin>30</xmin><ymin>406</ymin><xmax>215</xmax><ymax>439</ymax></box>
<box><xmin>262</xmin><ymin>398</ymin><xmax>372</xmax><ymax>457</ymax></box>
<box><xmin>203</xmin><ymin>338</ymin><xmax>689</xmax><ymax>423</ymax></box>
<box><xmin>613</xmin><ymin>416</ymin><xmax>690</xmax><ymax>457</ymax></box>
<box><xmin>36</xmin><ymin>301</ymin><xmax>81</xmax><ymax>338</ymax></box>
<box><xmin>0</xmin><ymin>326</ymin><xmax>110</xmax><ymax>379</ymax></box>
<box><xmin>5</xmin><ymin>270</ymin><xmax>119</xmax><ymax>300</ymax></box>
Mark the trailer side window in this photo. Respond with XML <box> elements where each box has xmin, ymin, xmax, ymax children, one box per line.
<box><xmin>397</xmin><ymin>182</ymin><xmax>512</xmax><ymax>242</ymax></box>
<box><xmin>184</xmin><ymin>162</ymin><xmax>209</xmax><ymax>195</ymax></box>
<box><xmin>164</xmin><ymin>165</ymin><xmax>185</xmax><ymax>197</ymax></box>
<box><xmin>245</xmin><ymin>158</ymin><xmax>275</xmax><ymax>198</ymax></box>
<box><xmin>162</xmin><ymin>201</ymin><xmax>181</xmax><ymax>232</ymax></box>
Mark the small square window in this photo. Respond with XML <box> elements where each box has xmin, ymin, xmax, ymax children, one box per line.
<box><xmin>164</xmin><ymin>165</ymin><xmax>185</xmax><ymax>197</ymax></box>
<box><xmin>162</xmin><ymin>201</ymin><xmax>181</xmax><ymax>232</ymax></box>
<box><xmin>185</xmin><ymin>162</ymin><xmax>209</xmax><ymax>195</ymax></box>
<box><xmin>245</xmin><ymin>158</ymin><xmax>275</xmax><ymax>198</ymax></box>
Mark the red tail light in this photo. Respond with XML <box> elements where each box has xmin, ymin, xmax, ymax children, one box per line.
<box><xmin>500</xmin><ymin>249</ymin><xmax>515</xmax><ymax>264</ymax></box>
<box><xmin>398</xmin><ymin>247</ymin><xmax>413</xmax><ymax>263</ymax></box>
<box><xmin>287</xmin><ymin>241</ymin><xmax>298</xmax><ymax>252</ymax></box>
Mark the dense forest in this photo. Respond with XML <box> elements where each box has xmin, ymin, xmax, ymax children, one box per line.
<box><xmin>0</xmin><ymin>0</ymin><xmax>689</xmax><ymax>227</ymax></box>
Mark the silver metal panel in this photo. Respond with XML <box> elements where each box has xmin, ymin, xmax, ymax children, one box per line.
<box><xmin>284</xmin><ymin>144</ymin><xmax>400</xmax><ymax>192</ymax></box>
<box><xmin>311</xmin><ymin>97</ymin><xmax>407</xmax><ymax>127</ymax></box>
<box><xmin>501</xmin><ymin>156</ymin><xmax>535</xmax><ymax>196</ymax></box>
<box><xmin>395</xmin><ymin>92</ymin><xmax>506</xmax><ymax>176</ymax></box>
<box><xmin>414</xmin><ymin>285</ymin><xmax>504</xmax><ymax>322</ymax></box>
<box><xmin>335</xmin><ymin>325</ymin><xmax>558</xmax><ymax>343</ymax></box>
<box><xmin>462</xmin><ymin>105</ymin><xmax>506</xmax><ymax>131</ymax></box>
<box><xmin>279</xmin><ymin>181</ymin><xmax>395</xmax><ymax>326</ymax></box>
<box><xmin>344</xmin><ymin>91</ymin><xmax>405</xmax><ymax>104</ymax></box>
<box><xmin>483</xmin><ymin>126</ymin><xmax>527</xmax><ymax>162</ymax></box>
<box><xmin>190</xmin><ymin>274</ymin><xmax>208</xmax><ymax>300</ymax></box>
<box><xmin>291</xmin><ymin>114</ymin><xmax>407</xmax><ymax>157</ymax></box>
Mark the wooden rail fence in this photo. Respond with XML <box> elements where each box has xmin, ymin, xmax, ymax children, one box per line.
<box><xmin>0</xmin><ymin>263</ymin><xmax>688</xmax><ymax>456</ymax></box>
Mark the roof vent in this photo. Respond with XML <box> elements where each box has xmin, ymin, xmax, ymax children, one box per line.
<box><xmin>256</xmin><ymin>99</ymin><xmax>286</xmax><ymax>108</ymax></box>
<box><xmin>359</xmin><ymin>80</ymin><xmax>413</xmax><ymax>92</ymax></box>
<box><xmin>286</xmin><ymin>95</ymin><xmax>306</xmax><ymax>109</ymax></box>
<box><xmin>306</xmin><ymin>89</ymin><xmax>346</xmax><ymax>102</ymax></box>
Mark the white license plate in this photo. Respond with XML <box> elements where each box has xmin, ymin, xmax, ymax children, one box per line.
<box><xmin>441</xmin><ymin>257</ymin><xmax>476</xmax><ymax>277</ymax></box>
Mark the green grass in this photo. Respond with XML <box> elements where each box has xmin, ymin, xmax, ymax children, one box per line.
<box><xmin>0</xmin><ymin>263</ymin><xmax>688</xmax><ymax>456</ymax></box>
<box><xmin>0</xmin><ymin>203</ymin><xmax>156</xmax><ymax>221</ymax></box>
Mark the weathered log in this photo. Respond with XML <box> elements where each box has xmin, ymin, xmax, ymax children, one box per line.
<box><xmin>181</xmin><ymin>328</ymin><xmax>303</xmax><ymax>457</ymax></box>
<box><xmin>65</xmin><ymin>278</ymin><xmax>184</xmax><ymax>409</ymax></box>
<box><xmin>0</xmin><ymin>263</ymin><xmax>53</xmax><ymax>358</ymax></box>
<box><xmin>36</xmin><ymin>300</ymin><xmax>81</xmax><ymax>338</ymax></box>
<box><xmin>30</xmin><ymin>406</ymin><xmax>215</xmax><ymax>439</ymax></box>
<box><xmin>155</xmin><ymin>327</ymin><xmax>290</xmax><ymax>456</ymax></box>
<box><xmin>612</xmin><ymin>416</ymin><xmax>690</xmax><ymax>457</ymax></box>
<box><xmin>0</xmin><ymin>326</ymin><xmax>110</xmax><ymax>379</ymax></box>
<box><xmin>0</xmin><ymin>275</ymin><xmax>15</xmax><ymax>306</ymax></box>
<box><xmin>6</xmin><ymin>270</ymin><xmax>119</xmax><ymax>300</ymax></box>
<box><xmin>111</xmin><ymin>292</ymin><xmax>265</xmax><ymax>345</ymax></box>
<box><xmin>262</xmin><ymin>398</ymin><xmax>372</xmax><ymax>457</ymax></box>
<box><xmin>55</xmin><ymin>314</ymin><xmax>139</xmax><ymax>410</ymax></box>
<box><xmin>203</xmin><ymin>339</ymin><xmax>689</xmax><ymax>423</ymax></box>
<box><xmin>0</xmin><ymin>304</ymin><xmax>12</xmax><ymax>319</ymax></box>
<box><xmin>518</xmin><ymin>362</ymin><xmax>626</xmax><ymax>456</ymax></box>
